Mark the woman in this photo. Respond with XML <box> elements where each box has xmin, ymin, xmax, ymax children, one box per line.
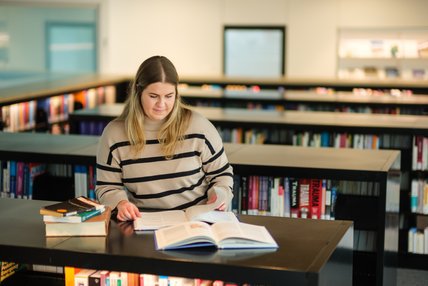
<box><xmin>95</xmin><ymin>55</ymin><xmax>234</xmax><ymax>221</ymax></box>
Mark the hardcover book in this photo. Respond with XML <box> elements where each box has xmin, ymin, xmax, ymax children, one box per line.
<box><xmin>43</xmin><ymin>207</ymin><xmax>105</xmax><ymax>223</ymax></box>
<box><xmin>134</xmin><ymin>188</ymin><xmax>237</xmax><ymax>231</ymax></box>
<box><xmin>154</xmin><ymin>221</ymin><xmax>278</xmax><ymax>250</ymax></box>
<box><xmin>44</xmin><ymin>207</ymin><xmax>111</xmax><ymax>237</ymax></box>
<box><xmin>40</xmin><ymin>196</ymin><xmax>104</xmax><ymax>217</ymax></box>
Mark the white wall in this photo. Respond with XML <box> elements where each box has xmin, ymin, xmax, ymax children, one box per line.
<box><xmin>0</xmin><ymin>4</ymin><xmax>97</xmax><ymax>72</ymax></box>
<box><xmin>99</xmin><ymin>0</ymin><xmax>428</xmax><ymax>78</ymax></box>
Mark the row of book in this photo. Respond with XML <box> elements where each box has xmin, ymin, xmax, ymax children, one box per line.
<box><xmin>231</xmin><ymin>175</ymin><xmax>399</xmax><ymax>220</ymax></box>
<box><xmin>289</xmin><ymin>105</ymin><xmax>424</xmax><ymax>115</ymax></box>
<box><xmin>412</xmin><ymin>136</ymin><xmax>428</xmax><ymax>171</ymax></box>
<box><xmin>408</xmin><ymin>227</ymin><xmax>428</xmax><ymax>254</ymax></box>
<box><xmin>231</xmin><ymin>176</ymin><xmax>339</xmax><ymax>220</ymax></box>
<box><xmin>354</xmin><ymin>230</ymin><xmax>377</xmax><ymax>252</ymax></box>
<box><xmin>0</xmin><ymin>161</ymin><xmax>96</xmax><ymax>200</ymax></box>
<box><xmin>65</xmin><ymin>267</ymin><xmax>241</xmax><ymax>286</ymax></box>
<box><xmin>217</xmin><ymin>127</ymin><xmax>412</xmax><ymax>150</ymax></box>
<box><xmin>0</xmin><ymin>85</ymin><xmax>116</xmax><ymax>132</ymax></box>
<box><xmin>411</xmin><ymin>179</ymin><xmax>428</xmax><ymax>214</ymax></box>
<box><xmin>0</xmin><ymin>160</ymin><xmax>47</xmax><ymax>199</ymax></box>
<box><xmin>338</xmin><ymin>67</ymin><xmax>428</xmax><ymax>81</ymax></box>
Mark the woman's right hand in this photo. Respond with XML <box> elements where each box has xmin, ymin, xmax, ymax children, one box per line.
<box><xmin>116</xmin><ymin>200</ymin><xmax>141</xmax><ymax>221</ymax></box>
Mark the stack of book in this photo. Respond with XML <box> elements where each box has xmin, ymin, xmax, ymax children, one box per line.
<box><xmin>40</xmin><ymin>196</ymin><xmax>111</xmax><ymax>237</ymax></box>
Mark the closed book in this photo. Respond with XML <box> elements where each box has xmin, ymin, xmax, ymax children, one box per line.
<box><xmin>43</xmin><ymin>207</ymin><xmax>105</xmax><ymax>223</ymax></box>
<box><xmin>74</xmin><ymin>269</ymin><xmax>96</xmax><ymax>286</ymax></box>
<box><xmin>88</xmin><ymin>270</ymin><xmax>103</xmax><ymax>286</ymax></box>
<box><xmin>45</xmin><ymin>207</ymin><xmax>111</xmax><ymax>237</ymax></box>
<box><xmin>40</xmin><ymin>196</ymin><xmax>103</xmax><ymax>217</ymax></box>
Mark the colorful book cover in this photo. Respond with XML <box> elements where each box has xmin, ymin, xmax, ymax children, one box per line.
<box><xmin>310</xmin><ymin>179</ymin><xmax>322</xmax><ymax>219</ymax></box>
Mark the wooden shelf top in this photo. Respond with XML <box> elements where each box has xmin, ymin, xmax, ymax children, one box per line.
<box><xmin>227</xmin><ymin>143</ymin><xmax>400</xmax><ymax>173</ymax></box>
<box><xmin>179</xmin><ymin>75</ymin><xmax>428</xmax><ymax>89</ymax></box>
<box><xmin>69</xmin><ymin>103</ymin><xmax>428</xmax><ymax>132</ymax></box>
<box><xmin>0</xmin><ymin>73</ymin><xmax>129</xmax><ymax>105</ymax></box>
<box><xmin>197</xmin><ymin>106</ymin><xmax>428</xmax><ymax>130</ymax></box>
<box><xmin>285</xmin><ymin>90</ymin><xmax>428</xmax><ymax>105</ymax></box>
<box><xmin>0</xmin><ymin>132</ymin><xmax>400</xmax><ymax>179</ymax></box>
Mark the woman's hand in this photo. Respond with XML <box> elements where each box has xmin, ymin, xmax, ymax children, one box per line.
<box><xmin>116</xmin><ymin>200</ymin><xmax>141</xmax><ymax>221</ymax></box>
<box><xmin>206</xmin><ymin>193</ymin><xmax>226</xmax><ymax>211</ymax></box>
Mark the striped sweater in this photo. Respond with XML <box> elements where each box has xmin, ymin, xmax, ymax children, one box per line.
<box><xmin>95</xmin><ymin>110</ymin><xmax>234</xmax><ymax>210</ymax></box>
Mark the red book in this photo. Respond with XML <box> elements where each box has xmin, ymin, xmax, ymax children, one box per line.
<box><xmin>310</xmin><ymin>179</ymin><xmax>322</xmax><ymax>219</ymax></box>
<box><xmin>298</xmin><ymin>179</ymin><xmax>311</xmax><ymax>218</ymax></box>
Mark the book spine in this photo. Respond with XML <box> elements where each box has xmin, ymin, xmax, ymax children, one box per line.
<box><xmin>310</xmin><ymin>179</ymin><xmax>322</xmax><ymax>219</ymax></box>
<box><xmin>16</xmin><ymin>162</ymin><xmax>24</xmax><ymax>199</ymax></box>
<box><xmin>290</xmin><ymin>178</ymin><xmax>299</xmax><ymax>218</ymax></box>
<box><xmin>240</xmin><ymin>176</ymin><xmax>248</xmax><ymax>215</ymax></box>
<box><xmin>2</xmin><ymin>161</ymin><xmax>10</xmax><ymax>196</ymax></box>
<box><xmin>299</xmin><ymin>178</ymin><xmax>311</xmax><ymax>219</ymax></box>
<box><xmin>0</xmin><ymin>160</ymin><xmax>3</xmax><ymax>196</ymax></box>
<box><xmin>23</xmin><ymin>163</ymin><xmax>29</xmax><ymax>199</ymax></box>
<box><xmin>330</xmin><ymin>185</ymin><xmax>337</xmax><ymax>220</ymax></box>
<box><xmin>9</xmin><ymin>160</ymin><xmax>16</xmax><ymax>198</ymax></box>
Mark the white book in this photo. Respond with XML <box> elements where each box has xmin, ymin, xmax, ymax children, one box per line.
<box><xmin>424</xmin><ymin>227</ymin><xmax>428</xmax><ymax>254</ymax></box>
<box><xmin>74</xmin><ymin>269</ymin><xmax>96</xmax><ymax>286</ymax></box>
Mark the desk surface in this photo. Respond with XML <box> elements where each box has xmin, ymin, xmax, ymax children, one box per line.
<box><xmin>0</xmin><ymin>198</ymin><xmax>353</xmax><ymax>285</ymax></box>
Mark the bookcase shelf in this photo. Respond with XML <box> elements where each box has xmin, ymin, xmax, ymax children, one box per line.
<box><xmin>0</xmin><ymin>74</ymin><xmax>129</xmax><ymax>133</ymax></box>
<box><xmin>68</xmin><ymin>103</ymin><xmax>428</xmax><ymax>275</ymax></box>
<box><xmin>179</xmin><ymin>87</ymin><xmax>428</xmax><ymax>115</ymax></box>
<box><xmin>0</xmin><ymin>131</ymin><xmax>399</xmax><ymax>286</ymax></box>
<box><xmin>179</xmin><ymin>75</ymin><xmax>428</xmax><ymax>94</ymax></box>
<box><xmin>337</xmin><ymin>28</ymin><xmax>428</xmax><ymax>81</ymax></box>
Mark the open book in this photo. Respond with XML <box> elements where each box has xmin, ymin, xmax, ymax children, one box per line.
<box><xmin>134</xmin><ymin>188</ymin><xmax>237</xmax><ymax>231</ymax></box>
<box><xmin>154</xmin><ymin>221</ymin><xmax>278</xmax><ymax>250</ymax></box>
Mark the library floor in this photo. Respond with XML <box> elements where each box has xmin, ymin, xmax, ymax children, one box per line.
<box><xmin>397</xmin><ymin>268</ymin><xmax>428</xmax><ymax>286</ymax></box>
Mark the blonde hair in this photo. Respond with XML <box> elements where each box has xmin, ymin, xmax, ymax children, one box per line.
<box><xmin>118</xmin><ymin>56</ymin><xmax>191</xmax><ymax>158</ymax></box>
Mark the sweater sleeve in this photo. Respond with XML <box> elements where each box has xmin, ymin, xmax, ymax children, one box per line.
<box><xmin>95</xmin><ymin>121</ymin><xmax>129</xmax><ymax>209</ymax></box>
<box><xmin>197</xmin><ymin>114</ymin><xmax>234</xmax><ymax>206</ymax></box>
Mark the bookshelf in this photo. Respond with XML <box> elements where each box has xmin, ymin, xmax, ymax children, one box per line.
<box><xmin>0</xmin><ymin>132</ymin><xmax>98</xmax><ymax>201</ymax></box>
<box><xmin>179</xmin><ymin>86</ymin><xmax>428</xmax><ymax>115</ymax></box>
<box><xmin>179</xmin><ymin>75</ymin><xmax>428</xmax><ymax>94</ymax></box>
<box><xmin>0</xmin><ymin>73</ymin><xmax>129</xmax><ymax>133</ymax></box>
<box><xmin>0</xmin><ymin>131</ymin><xmax>400</xmax><ymax>285</ymax></box>
<box><xmin>337</xmin><ymin>28</ymin><xmax>428</xmax><ymax>81</ymax></box>
<box><xmin>68</xmin><ymin>103</ymin><xmax>428</xmax><ymax>274</ymax></box>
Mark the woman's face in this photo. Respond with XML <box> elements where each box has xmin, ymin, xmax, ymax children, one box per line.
<box><xmin>141</xmin><ymin>82</ymin><xmax>176</xmax><ymax>121</ymax></box>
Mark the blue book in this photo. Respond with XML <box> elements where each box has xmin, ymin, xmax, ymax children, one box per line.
<box><xmin>43</xmin><ymin>207</ymin><xmax>105</xmax><ymax>223</ymax></box>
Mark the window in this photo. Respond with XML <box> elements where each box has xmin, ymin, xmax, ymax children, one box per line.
<box><xmin>223</xmin><ymin>26</ymin><xmax>285</xmax><ymax>77</ymax></box>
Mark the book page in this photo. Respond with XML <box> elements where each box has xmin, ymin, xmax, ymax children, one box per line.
<box><xmin>211</xmin><ymin>222</ymin><xmax>278</xmax><ymax>248</ymax></box>
<box><xmin>155</xmin><ymin>221</ymin><xmax>216</xmax><ymax>250</ymax></box>
<box><xmin>185</xmin><ymin>187</ymin><xmax>229</xmax><ymax>220</ymax></box>
<box><xmin>133</xmin><ymin>210</ymin><xmax>187</xmax><ymax>231</ymax></box>
<box><xmin>192</xmin><ymin>211</ymin><xmax>239</xmax><ymax>224</ymax></box>
<box><xmin>134</xmin><ymin>187</ymin><xmax>232</xmax><ymax>231</ymax></box>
